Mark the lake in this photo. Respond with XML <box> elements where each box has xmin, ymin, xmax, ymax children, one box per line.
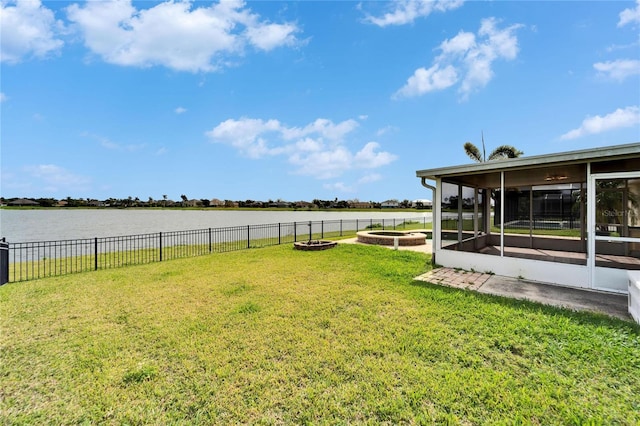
<box><xmin>0</xmin><ymin>209</ymin><xmax>432</xmax><ymax>242</ymax></box>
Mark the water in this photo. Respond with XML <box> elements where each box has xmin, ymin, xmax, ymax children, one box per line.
<box><xmin>0</xmin><ymin>209</ymin><xmax>432</xmax><ymax>242</ymax></box>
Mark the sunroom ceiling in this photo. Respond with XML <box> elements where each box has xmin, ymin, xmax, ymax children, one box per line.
<box><xmin>443</xmin><ymin>163</ymin><xmax>587</xmax><ymax>188</ymax></box>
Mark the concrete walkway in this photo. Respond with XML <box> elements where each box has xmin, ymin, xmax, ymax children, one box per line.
<box><xmin>339</xmin><ymin>238</ymin><xmax>631</xmax><ymax>321</ymax></box>
<box><xmin>416</xmin><ymin>268</ymin><xmax>630</xmax><ymax>321</ymax></box>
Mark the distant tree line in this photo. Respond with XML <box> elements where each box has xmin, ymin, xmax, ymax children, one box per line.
<box><xmin>0</xmin><ymin>196</ymin><xmax>431</xmax><ymax>209</ymax></box>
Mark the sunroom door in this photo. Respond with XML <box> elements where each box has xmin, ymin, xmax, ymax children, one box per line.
<box><xmin>589</xmin><ymin>172</ymin><xmax>640</xmax><ymax>292</ymax></box>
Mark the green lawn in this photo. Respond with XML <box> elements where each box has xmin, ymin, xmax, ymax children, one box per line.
<box><xmin>1</xmin><ymin>244</ymin><xmax>639</xmax><ymax>424</ymax></box>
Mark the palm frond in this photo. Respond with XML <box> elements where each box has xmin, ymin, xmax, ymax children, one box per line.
<box><xmin>487</xmin><ymin>145</ymin><xmax>523</xmax><ymax>160</ymax></box>
<box><xmin>463</xmin><ymin>142</ymin><xmax>484</xmax><ymax>162</ymax></box>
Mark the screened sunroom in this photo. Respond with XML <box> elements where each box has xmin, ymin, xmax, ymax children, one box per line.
<box><xmin>416</xmin><ymin>143</ymin><xmax>640</xmax><ymax>294</ymax></box>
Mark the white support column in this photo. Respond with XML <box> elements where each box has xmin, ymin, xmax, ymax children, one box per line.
<box><xmin>500</xmin><ymin>171</ymin><xmax>505</xmax><ymax>257</ymax></box>
<box><xmin>458</xmin><ymin>184</ymin><xmax>463</xmax><ymax>244</ymax></box>
<box><xmin>473</xmin><ymin>187</ymin><xmax>479</xmax><ymax>250</ymax></box>
<box><xmin>485</xmin><ymin>189</ymin><xmax>491</xmax><ymax>236</ymax></box>
<box><xmin>434</xmin><ymin>178</ymin><xmax>442</xmax><ymax>254</ymax></box>
<box><xmin>474</xmin><ymin>188</ymin><xmax>479</xmax><ymax>236</ymax></box>
<box><xmin>586</xmin><ymin>162</ymin><xmax>594</xmax><ymax>289</ymax></box>
<box><xmin>529</xmin><ymin>185</ymin><xmax>533</xmax><ymax>247</ymax></box>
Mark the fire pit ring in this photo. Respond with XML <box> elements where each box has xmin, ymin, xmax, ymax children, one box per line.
<box><xmin>356</xmin><ymin>230</ymin><xmax>426</xmax><ymax>246</ymax></box>
<box><xmin>293</xmin><ymin>240</ymin><xmax>338</xmax><ymax>251</ymax></box>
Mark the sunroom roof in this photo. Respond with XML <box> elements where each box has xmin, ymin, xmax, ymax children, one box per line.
<box><xmin>416</xmin><ymin>142</ymin><xmax>640</xmax><ymax>188</ymax></box>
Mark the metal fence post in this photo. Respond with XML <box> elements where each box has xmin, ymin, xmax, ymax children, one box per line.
<box><xmin>159</xmin><ymin>232</ymin><xmax>163</xmax><ymax>261</ymax></box>
<box><xmin>294</xmin><ymin>222</ymin><xmax>297</xmax><ymax>242</ymax></box>
<box><xmin>321</xmin><ymin>221</ymin><xmax>324</xmax><ymax>239</ymax></box>
<box><xmin>278</xmin><ymin>223</ymin><xmax>281</xmax><ymax>245</ymax></box>
<box><xmin>247</xmin><ymin>225</ymin><xmax>251</xmax><ymax>249</ymax></box>
<box><xmin>308</xmin><ymin>221</ymin><xmax>312</xmax><ymax>241</ymax></box>
<box><xmin>94</xmin><ymin>237</ymin><xmax>98</xmax><ymax>271</ymax></box>
<box><xmin>209</xmin><ymin>228</ymin><xmax>212</xmax><ymax>252</ymax></box>
<box><xmin>0</xmin><ymin>238</ymin><xmax>9</xmax><ymax>285</ymax></box>
<box><xmin>340</xmin><ymin>219</ymin><xmax>343</xmax><ymax>236</ymax></box>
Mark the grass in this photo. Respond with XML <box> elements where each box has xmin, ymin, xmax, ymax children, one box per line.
<box><xmin>1</xmin><ymin>244</ymin><xmax>639</xmax><ymax>424</ymax></box>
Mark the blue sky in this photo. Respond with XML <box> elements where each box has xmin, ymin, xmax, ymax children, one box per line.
<box><xmin>1</xmin><ymin>0</ymin><xmax>639</xmax><ymax>202</ymax></box>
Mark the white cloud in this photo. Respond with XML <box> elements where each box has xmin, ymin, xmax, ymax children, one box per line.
<box><xmin>354</xmin><ymin>142</ymin><xmax>397</xmax><ymax>169</ymax></box>
<box><xmin>439</xmin><ymin>31</ymin><xmax>476</xmax><ymax>55</ymax></box>
<box><xmin>23</xmin><ymin>164</ymin><xmax>91</xmax><ymax>192</ymax></box>
<box><xmin>618</xmin><ymin>0</ymin><xmax>640</xmax><ymax>27</ymax></box>
<box><xmin>395</xmin><ymin>17</ymin><xmax>522</xmax><ymax>100</ymax></box>
<box><xmin>606</xmin><ymin>39</ymin><xmax>640</xmax><ymax>52</ymax></box>
<box><xmin>322</xmin><ymin>172</ymin><xmax>383</xmax><ymax>195</ymax></box>
<box><xmin>0</xmin><ymin>0</ymin><xmax>64</xmax><ymax>64</ymax></box>
<box><xmin>0</xmin><ymin>92</ymin><xmax>7</xmax><ymax>102</ymax></box>
<box><xmin>175</xmin><ymin>107</ymin><xmax>187</xmax><ymax>114</ymax></box>
<box><xmin>358</xmin><ymin>173</ymin><xmax>382</xmax><ymax>184</ymax></box>
<box><xmin>206</xmin><ymin>116</ymin><xmax>396</xmax><ymax>179</ymax></box>
<box><xmin>207</xmin><ymin>117</ymin><xmax>281</xmax><ymax>158</ymax></box>
<box><xmin>81</xmin><ymin>131</ymin><xmax>145</xmax><ymax>152</ymax></box>
<box><xmin>458</xmin><ymin>18</ymin><xmax>522</xmax><ymax>99</ymax></box>
<box><xmin>323</xmin><ymin>182</ymin><xmax>354</xmax><ymax>193</ymax></box>
<box><xmin>323</xmin><ymin>172</ymin><xmax>383</xmax><ymax>194</ymax></box>
<box><xmin>289</xmin><ymin>146</ymin><xmax>353</xmax><ymax>179</ymax></box>
<box><xmin>364</xmin><ymin>0</ymin><xmax>464</xmax><ymax>27</ymax></box>
<box><xmin>376</xmin><ymin>125</ymin><xmax>396</xmax><ymax>136</ymax></box>
<box><xmin>560</xmin><ymin>106</ymin><xmax>640</xmax><ymax>140</ymax></box>
<box><xmin>245</xmin><ymin>22</ymin><xmax>299</xmax><ymax>51</ymax></box>
<box><xmin>594</xmin><ymin>59</ymin><xmax>640</xmax><ymax>81</ymax></box>
<box><xmin>281</xmin><ymin>118</ymin><xmax>359</xmax><ymax>141</ymax></box>
<box><xmin>393</xmin><ymin>64</ymin><xmax>458</xmax><ymax>98</ymax></box>
<box><xmin>66</xmin><ymin>0</ymin><xmax>300</xmax><ymax>72</ymax></box>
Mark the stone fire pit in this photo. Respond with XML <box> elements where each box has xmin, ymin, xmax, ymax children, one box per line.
<box><xmin>293</xmin><ymin>240</ymin><xmax>338</xmax><ymax>251</ymax></box>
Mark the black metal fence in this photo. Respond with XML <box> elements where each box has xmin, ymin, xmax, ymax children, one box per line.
<box><xmin>1</xmin><ymin>217</ymin><xmax>428</xmax><ymax>283</ymax></box>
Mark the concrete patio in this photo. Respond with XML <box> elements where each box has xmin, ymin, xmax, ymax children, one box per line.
<box><xmin>415</xmin><ymin>267</ymin><xmax>630</xmax><ymax>321</ymax></box>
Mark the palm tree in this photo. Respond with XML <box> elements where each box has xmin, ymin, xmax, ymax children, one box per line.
<box><xmin>463</xmin><ymin>132</ymin><xmax>523</xmax><ymax>162</ymax></box>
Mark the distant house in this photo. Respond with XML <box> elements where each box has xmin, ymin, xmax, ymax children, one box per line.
<box><xmin>349</xmin><ymin>201</ymin><xmax>373</xmax><ymax>209</ymax></box>
<box><xmin>412</xmin><ymin>199</ymin><xmax>432</xmax><ymax>209</ymax></box>
<box><xmin>381</xmin><ymin>200</ymin><xmax>400</xmax><ymax>208</ymax></box>
<box><xmin>210</xmin><ymin>198</ymin><xmax>225</xmax><ymax>207</ymax></box>
<box><xmin>269</xmin><ymin>201</ymin><xmax>291</xmax><ymax>208</ymax></box>
<box><xmin>294</xmin><ymin>201</ymin><xmax>315</xmax><ymax>209</ymax></box>
<box><xmin>8</xmin><ymin>198</ymin><xmax>39</xmax><ymax>206</ymax></box>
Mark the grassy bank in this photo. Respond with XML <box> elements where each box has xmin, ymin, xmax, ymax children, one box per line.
<box><xmin>1</xmin><ymin>244</ymin><xmax>639</xmax><ymax>424</ymax></box>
